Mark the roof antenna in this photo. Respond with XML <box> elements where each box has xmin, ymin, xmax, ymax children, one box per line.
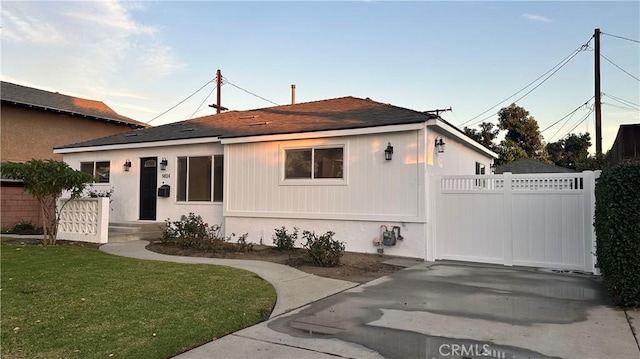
<box><xmin>424</xmin><ymin>107</ymin><xmax>452</xmax><ymax>117</ymax></box>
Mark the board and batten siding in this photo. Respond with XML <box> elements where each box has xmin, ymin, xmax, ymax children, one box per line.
<box><xmin>224</xmin><ymin>129</ymin><xmax>428</xmax><ymax>258</ymax></box>
<box><xmin>224</xmin><ymin>130</ymin><xmax>425</xmax><ymax>222</ymax></box>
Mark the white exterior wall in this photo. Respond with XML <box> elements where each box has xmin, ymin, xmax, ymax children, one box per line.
<box><xmin>426</xmin><ymin>128</ymin><xmax>494</xmax><ymax>176</ymax></box>
<box><xmin>226</xmin><ymin>217</ymin><xmax>426</xmax><ymax>258</ymax></box>
<box><xmin>62</xmin><ymin>143</ymin><xmax>225</xmax><ymax>226</ymax></box>
<box><xmin>224</xmin><ymin>129</ymin><xmax>428</xmax><ymax>258</ymax></box>
<box><xmin>224</xmin><ymin>130</ymin><xmax>425</xmax><ymax>221</ymax></box>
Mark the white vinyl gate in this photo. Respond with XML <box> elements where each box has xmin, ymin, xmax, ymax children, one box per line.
<box><xmin>430</xmin><ymin>171</ymin><xmax>599</xmax><ymax>273</ymax></box>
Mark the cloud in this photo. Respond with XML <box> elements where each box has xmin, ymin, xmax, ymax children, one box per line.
<box><xmin>1</xmin><ymin>1</ymin><xmax>184</xmax><ymax>83</ymax></box>
<box><xmin>1</xmin><ymin>7</ymin><xmax>65</xmax><ymax>44</ymax></box>
<box><xmin>522</xmin><ymin>13</ymin><xmax>552</xmax><ymax>23</ymax></box>
<box><xmin>142</xmin><ymin>44</ymin><xmax>187</xmax><ymax>76</ymax></box>
<box><xmin>65</xmin><ymin>1</ymin><xmax>157</xmax><ymax>36</ymax></box>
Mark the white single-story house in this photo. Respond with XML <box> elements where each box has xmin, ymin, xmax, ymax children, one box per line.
<box><xmin>55</xmin><ymin>96</ymin><xmax>497</xmax><ymax>259</ymax></box>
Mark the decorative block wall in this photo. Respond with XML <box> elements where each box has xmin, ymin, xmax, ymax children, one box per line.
<box><xmin>57</xmin><ymin>198</ymin><xmax>109</xmax><ymax>243</ymax></box>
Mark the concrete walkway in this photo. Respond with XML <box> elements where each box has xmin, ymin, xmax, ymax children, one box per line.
<box><xmin>99</xmin><ymin>240</ymin><xmax>358</xmax><ymax>318</ymax></box>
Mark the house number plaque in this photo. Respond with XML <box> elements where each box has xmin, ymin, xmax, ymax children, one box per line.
<box><xmin>162</xmin><ymin>174</ymin><xmax>171</xmax><ymax>179</ymax></box>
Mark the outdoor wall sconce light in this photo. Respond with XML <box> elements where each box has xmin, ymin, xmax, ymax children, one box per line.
<box><xmin>384</xmin><ymin>142</ymin><xmax>394</xmax><ymax>161</ymax></box>
<box><xmin>123</xmin><ymin>159</ymin><xmax>132</xmax><ymax>172</ymax></box>
<box><xmin>160</xmin><ymin>158</ymin><xmax>168</xmax><ymax>171</ymax></box>
<box><xmin>435</xmin><ymin>137</ymin><xmax>446</xmax><ymax>153</ymax></box>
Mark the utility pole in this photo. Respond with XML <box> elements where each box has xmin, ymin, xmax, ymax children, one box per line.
<box><xmin>594</xmin><ymin>28</ymin><xmax>602</xmax><ymax>155</ymax></box>
<box><xmin>208</xmin><ymin>69</ymin><xmax>228</xmax><ymax>114</ymax></box>
<box><xmin>216</xmin><ymin>69</ymin><xmax>222</xmax><ymax>114</ymax></box>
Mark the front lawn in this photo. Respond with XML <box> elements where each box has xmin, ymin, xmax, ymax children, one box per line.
<box><xmin>0</xmin><ymin>240</ymin><xmax>276</xmax><ymax>359</ymax></box>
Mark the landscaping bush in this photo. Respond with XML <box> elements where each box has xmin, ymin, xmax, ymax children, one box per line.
<box><xmin>162</xmin><ymin>213</ymin><xmax>219</xmax><ymax>249</ymax></box>
<box><xmin>235</xmin><ymin>233</ymin><xmax>254</xmax><ymax>252</ymax></box>
<box><xmin>302</xmin><ymin>230</ymin><xmax>345</xmax><ymax>267</ymax></box>
<box><xmin>273</xmin><ymin>226</ymin><xmax>298</xmax><ymax>250</ymax></box>
<box><xmin>2</xmin><ymin>221</ymin><xmax>43</xmax><ymax>235</ymax></box>
<box><xmin>594</xmin><ymin>164</ymin><xmax>640</xmax><ymax>307</ymax></box>
<box><xmin>162</xmin><ymin>213</ymin><xmax>253</xmax><ymax>252</ymax></box>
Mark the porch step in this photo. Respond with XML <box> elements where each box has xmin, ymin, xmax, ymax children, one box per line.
<box><xmin>108</xmin><ymin>221</ymin><xmax>165</xmax><ymax>243</ymax></box>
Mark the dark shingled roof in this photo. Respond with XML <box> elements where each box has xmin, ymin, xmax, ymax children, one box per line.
<box><xmin>56</xmin><ymin>96</ymin><xmax>438</xmax><ymax>149</ymax></box>
<box><xmin>1</xmin><ymin>81</ymin><xmax>148</xmax><ymax>129</ymax></box>
<box><xmin>495</xmin><ymin>158</ymin><xmax>576</xmax><ymax>174</ymax></box>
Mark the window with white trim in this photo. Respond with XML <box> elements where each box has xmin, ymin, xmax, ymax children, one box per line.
<box><xmin>80</xmin><ymin>161</ymin><xmax>110</xmax><ymax>183</ymax></box>
<box><xmin>177</xmin><ymin>155</ymin><xmax>223</xmax><ymax>202</ymax></box>
<box><xmin>475</xmin><ymin>162</ymin><xmax>487</xmax><ymax>188</ymax></box>
<box><xmin>285</xmin><ymin>147</ymin><xmax>343</xmax><ymax>180</ymax></box>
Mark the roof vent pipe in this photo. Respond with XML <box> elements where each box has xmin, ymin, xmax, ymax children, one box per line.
<box><xmin>291</xmin><ymin>84</ymin><xmax>296</xmax><ymax>105</ymax></box>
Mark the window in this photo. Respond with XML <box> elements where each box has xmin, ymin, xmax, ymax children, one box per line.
<box><xmin>284</xmin><ymin>147</ymin><xmax>343</xmax><ymax>180</ymax></box>
<box><xmin>177</xmin><ymin>155</ymin><xmax>223</xmax><ymax>202</ymax></box>
<box><xmin>80</xmin><ymin>161</ymin><xmax>110</xmax><ymax>183</ymax></box>
<box><xmin>475</xmin><ymin>162</ymin><xmax>486</xmax><ymax>188</ymax></box>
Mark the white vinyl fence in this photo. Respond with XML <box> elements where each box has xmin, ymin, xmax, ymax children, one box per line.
<box><xmin>58</xmin><ymin>198</ymin><xmax>110</xmax><ymax>243</ymax></box>
<box><xmin>430</xmin><ymin>171</ymin><xmax>599</xmax><ymax>273</ymax></box>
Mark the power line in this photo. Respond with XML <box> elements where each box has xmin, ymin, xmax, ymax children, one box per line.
<box><xmin>603</xmin><ymin>102</ymin><xmax>639</xmax><ymax>112</ymax></box>
<box><xmin>602</xmin><ymin>31</ymin><xmax>640</xmax><ymax>44</ymax></box>
<box><xmin>465</xmin><ymin>45</ymin><xmax>588</xmax><ymax>128</ymax></box>
<box><xmin>188</xmin><ymin>84</ymin><xmax>217</xmax><ymax>120</ymax></box>
<box><xmin>460</xmin><ymin>39</ymin><xmax>592</xmax><ymax>127</ymax></box>
<box><xmin>548</xmin><ymin>109</ymin><xmax>579</xmax><ymax>143</ymax></box>
<box><xmin>603</xmin><ymin>92</ymin><xmax>640</xmax><ymax>108</ymax></box>
<box><xmin>547</xmin><ymin>102</ymin><xmax>591</xmax><ymax>143</ymax></box>
<box><xmin>600</xmin><ymin>53</ymin><xmax>640</xmax><ymax>82</ymax></box>
<box><xmin>541</xmin><ymin>97</ymin><xmax>593</xmax><ymax>134</ymax></box>
<box><xmin>449</xmin><ymin>109</ymin><xmax>463</xmax><ymax>125</ymax></box>
<box><xmin>178</xmin><ymin>107</ymin><xmax>211</xmax><ymax>121</ymax></box>
<box><xmin>147</xmin><ymin>78</ymin><xmax>215</xmax><ymax>124</ymax></box>
<box><xmin>222</xmin><ymin>77</ymin><xmax>280</xmax><ymax>106</ymax></box>
<box><xmin>562</xmin><ymin>107</ymin><xmax>594</xmax><ymax>139</ymax></box>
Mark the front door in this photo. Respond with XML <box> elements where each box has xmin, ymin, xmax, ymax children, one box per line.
<box><xmin>139</xmin><ymin>157</ymin><xmax>157</xmax><ymax>220</ymax></box>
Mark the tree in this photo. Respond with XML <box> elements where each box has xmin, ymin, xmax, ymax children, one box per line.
<box><xmin>546</xmin><ymin>133</ymin><xmax>592</xmax><ymax>170</ymax></box>
<box><xmin>576</xmin><ymin>152</ymin><xmax>611</xmax><ymax>171</ymax></box>
<box><xmin>2</xmin><ymin>159</ymin><xmax>93</xmax><ymax>246</ymax></box>
<box><xmin>464</xmin><ymin>122</ymin><xmax>499</xmax><ymax>152</ymax></box>
<box><xmin>497</xmin><ymin>103</ymin><xmax>548</xmax><ymax>163</ymax></box>
<box><xmin>496</xmin><ymin>139</ymin><xmax>529</xmax><ymax>164</ymax></box>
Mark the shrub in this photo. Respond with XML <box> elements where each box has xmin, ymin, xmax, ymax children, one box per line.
<box><xmin>161</xmin><ymin>213</ymin><xmax>253</xmax><ymax>253</ymax></box>
<box><xmin>3</xmin><ymin>221</ymin><xmax>43</xmax><ymax>235</ymax></box>
<box><xmin>235</xmin><ymin>233</ymin><xmax>254</xmax><ymax>252</ymax></box>
<box><xmin>161</xmin><ymin>213</ymin><xmax>221</xmax><ymax>249</ymax></box>
<box><xmin>302</xmin><ymin>230</ymin><xmax>345</xmax><ymax>267</ymax></box>
<box><xmin>594</xmin><ymin>164</ymin><xmax>640</xmax><ymax>307</ymax></box>
<box><xmin>273</xmin><ymin>226</ymin><xmax>298</xmax><ymax>250</ymax></box>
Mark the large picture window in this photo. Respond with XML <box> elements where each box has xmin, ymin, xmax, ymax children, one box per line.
<box><xmin>80</xmin><ymin>161</ymin><xmax>110</xmax><ymax>183</ymax></box>
<box><xmin>284</xmin><ymin>146</ymin><xmax>343</xmax><ymax>180</ymax></box>
<box><xmin>177</xmin><ymin>155</ymin><xmax>223</xmax><ymax>202</ymax></box>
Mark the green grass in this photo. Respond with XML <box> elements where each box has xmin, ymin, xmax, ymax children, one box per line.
<box><xmin>0</xmin><ymin>241</ymin><xmax>276</xmax><ymax>359</ymax></box>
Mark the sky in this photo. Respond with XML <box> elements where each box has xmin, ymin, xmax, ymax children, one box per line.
<box><xmin>2</xmin><ymin>1</ymin><xmax>639</xmax><ymax>153</ymax></box>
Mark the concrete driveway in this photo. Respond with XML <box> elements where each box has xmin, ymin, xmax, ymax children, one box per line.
<box><xmin>177</xmin><ymin>262</ymin><xmax>639</xmax><ymax>359</ymax></box>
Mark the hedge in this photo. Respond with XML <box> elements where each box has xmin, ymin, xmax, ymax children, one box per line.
<box><xmin>594</xmin><ymin>164</ymin><xmax>640</xmax><ymax>307</ymax></box>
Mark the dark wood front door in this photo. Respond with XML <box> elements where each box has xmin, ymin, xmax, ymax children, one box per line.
<box><xmin>139</xmin><ymin>157</ymin><xmax>157</xmax><ymax>220</ymax></box>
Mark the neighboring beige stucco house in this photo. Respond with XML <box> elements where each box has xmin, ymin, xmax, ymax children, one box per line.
<box><xmin>1</xmin><ymin>81</ymin><xmax>148</xmax><ymax>230</ymax></box>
